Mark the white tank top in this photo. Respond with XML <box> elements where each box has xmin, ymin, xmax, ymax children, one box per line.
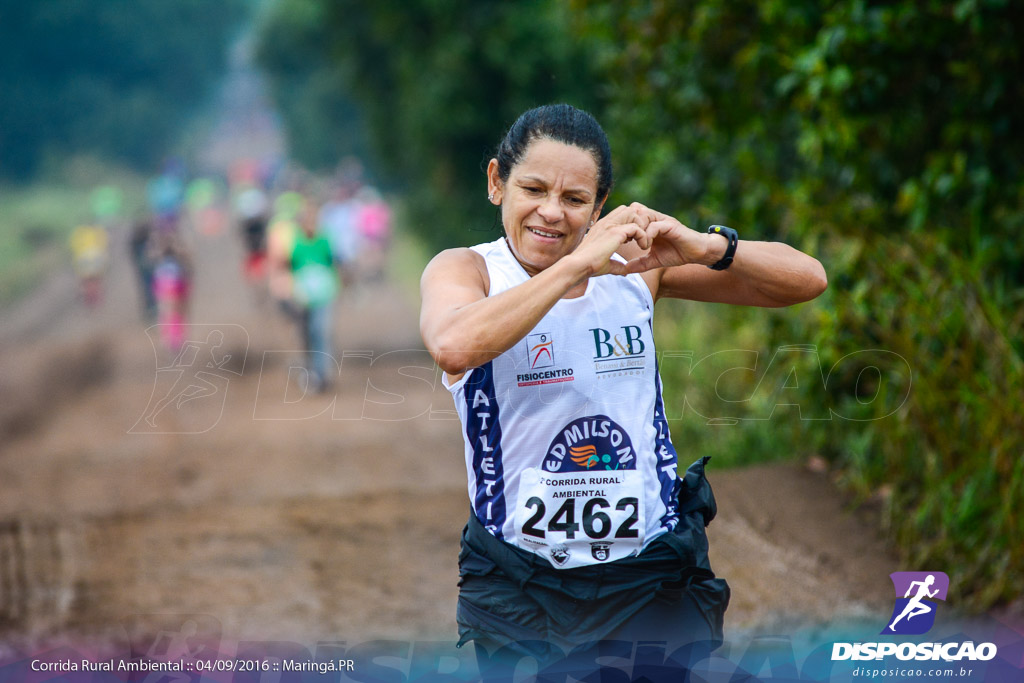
<box><xmin>445</xmin><ymin>238</ymin><xmax>682</xmax><ymax>569</ymax></box>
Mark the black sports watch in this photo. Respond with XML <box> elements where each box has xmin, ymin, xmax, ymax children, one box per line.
<box><xmin>706</xmin><ymin>225</ymin><xmax>738</xmax><ymax>271</ymax></box>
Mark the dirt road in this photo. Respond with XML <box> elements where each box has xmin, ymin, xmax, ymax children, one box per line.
<box><xmin>0</xmin><ymin>218</ymin><xmax>902</xmax><ymax>659</ymax></box>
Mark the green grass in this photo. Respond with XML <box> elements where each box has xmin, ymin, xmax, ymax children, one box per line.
<box><xmin>386</xmin><ymin>200</ymin><xmax>436</xmax><ymax>303</ymax></box>
<box><xmin>654</xmin><ymin>298</ymin><xmax>830</xmax><ymax>469</ymax></box>
<box><xmin>0</xmin><ymin>184</ymin><xmax>94</xmax><ymax>303</ymax></box>
<box><xmin>0</xmin><ymin>158</ymin><xmax>147</xmax><ymax>305</ymax></box>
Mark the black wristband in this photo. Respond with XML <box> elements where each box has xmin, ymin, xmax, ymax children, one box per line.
<box><xmin>707</xmin><ymin>225</ymin><xmax>738</xmax><ymax>270</ymax></box>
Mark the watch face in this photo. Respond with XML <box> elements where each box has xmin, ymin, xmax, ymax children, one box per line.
<box><xmin>708</xmin><ymin>225</ymin><xmax>736</xmax><ymax>237</ymax></box>
<box><xmin>707</xmin><ymin>225</ymin><xmax>737</xmax><ymax>270</ymax></box>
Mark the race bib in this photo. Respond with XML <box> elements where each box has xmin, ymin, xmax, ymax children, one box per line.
<box><xmin>514</xmin><ymin>467</ymin><xmax>645</xmax><ymax>569</ymax></box>
<box><xmin>293</xmin><ymin>263</ymin><xmax>337</xmax><ymax>306</ymax></box>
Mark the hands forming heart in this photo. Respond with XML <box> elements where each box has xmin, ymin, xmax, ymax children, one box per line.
<box><xmin>574</xmin><ymin>202</ymin><xmax>715</xmax><ymax>277</ymax></box>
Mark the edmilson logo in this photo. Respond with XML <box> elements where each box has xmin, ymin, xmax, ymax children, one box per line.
<box><xmin>882</xmin><ymin>571</ymin><xmax>949</xmax><ymax>635</ymax></box>
<box><xmin>542</xmin><ymin>415</ymin><xmax>636</xmax><ymax>472</ymax></box>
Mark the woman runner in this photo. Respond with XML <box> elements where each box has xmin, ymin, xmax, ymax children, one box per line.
<box><xmin>419</xmin><ymin>104</ymin><xmax>827</xmax><ymax>680</ymax></box>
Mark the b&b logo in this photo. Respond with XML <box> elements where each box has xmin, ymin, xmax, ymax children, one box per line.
<box><xmin>882</xmin><ymin>571</ymin><xmax>949</xmax><ymax>635</ymax></box>
<box><xmin>590</xmin><ymin>326</ymin><xmax>645</xmax><ymax>359</ymax></box>
<box><xmin>590</xmin><ymin>326</ymin><xmax>647</xmax><ymax>378</ymax></box>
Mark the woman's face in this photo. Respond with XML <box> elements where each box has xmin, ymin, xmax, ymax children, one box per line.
<box><xmin>488</xmin><ymin>137</ymin><xmax>605</xmax><ymax>276</ymax></box>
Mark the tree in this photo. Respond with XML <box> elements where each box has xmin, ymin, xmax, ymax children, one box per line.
<box><xmin>0</xmin><ymin>0</ymin><xmax>248</xmax><ymax>178</ymax></box>
<box><xmin>256</xmin><ymin>0</ymin><xmax>601</xmax><ymax>248</ymax></box>
<box><xmin>574</xmin><ymin>0</ymin><xmax>1023</xmax><ymax>609</ymax></box>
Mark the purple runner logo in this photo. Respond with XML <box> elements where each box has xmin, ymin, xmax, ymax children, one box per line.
<box><xmin>882</xmin><ymin>571</ymin><xmax>949</xmax><ymax>635</ymax></box>
<box><xmin>833</xmin><ymin>570</ymin><xmax>997</xmax><ymax>663</ymax></box>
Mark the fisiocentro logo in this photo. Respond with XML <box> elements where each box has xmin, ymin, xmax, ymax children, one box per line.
<box><xmin>832</xmin><ymin>571</ymin><xmax>998</xmax><ymax>662</ymax></box>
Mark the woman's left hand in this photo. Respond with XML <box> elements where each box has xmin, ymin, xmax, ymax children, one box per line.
<box><xmin>614</xmin><ymin>205</ymin><xmax>828</xmax><ymax>307</ymax></box>
<box><xmin>620</xmin><ymin>209</ymin><xmax>716</xmax><ymax>273</ymax></box>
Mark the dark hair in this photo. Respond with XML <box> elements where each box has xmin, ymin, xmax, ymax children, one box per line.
<box><xmin>495</xmin><ymin>104</ymin><xmax>613</xmax><ymax>202</ymax></box>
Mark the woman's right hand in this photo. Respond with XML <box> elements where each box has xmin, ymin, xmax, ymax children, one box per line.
<box><xmin>567</xmin><ymin>203</ymin><xmax>657</xmax><ymax>279</ymax></box>
<box><xmin>420</xmin><ymin>204</ymin><xmax>666</xmax><ymax>376</ymax></box>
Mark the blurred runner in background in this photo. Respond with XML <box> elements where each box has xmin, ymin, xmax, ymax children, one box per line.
<box><xmin>289</xmin><ymin>196</ymin><xmax>340</xmax><ymax>393</ymax></box>
<box><xmin>68</xmin><ymin>223</ymin><xmax>109</xmax><ymax>307</ymax></box>
<box><xmin>185</xmin><ymin>176</ymin><xmax>228</xmax><ymax>237</ymax></box>
<box><xmin>318</xmin><ymin>180</ymin><xmax>360</xmax><ymax>289</ymax></box>
<box><xmin>354</xmin><ymin>185</ymin><xmax>392</xmax><ymax>284</ymax></box>
<box><xmin>90</xmin><ymin>185</ymin><xmax>123</xmax><ymax>229</ymax></box>
<box><xmin>129</xmin><ymin>215</ymin><xmax>158</xmax><ymax>321</ymax></box>
<box><xmin>152</xmin><ymin>231</ymin><xmax>193</xmax><ymax>353</ymax></box>
<box><xmin>234</xmin><ymin>184</ymin><xmax>270</xmax><ymax>290</ymax></box>
<box><xmin>265</xmin><ymin>190</ymin><xmax>303</xmax><ymax>321</ymax></box>
<box><xmin>148</xmin><ymin>160</ymin><xmax>186</xmax><ymax>234</ymax></box>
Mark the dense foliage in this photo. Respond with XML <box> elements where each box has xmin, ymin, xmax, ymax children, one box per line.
<box><xmin>573</xmin><ymin>0</ymin><xmax>1023</xmax><ymax>610</ymax></box>
<box><xmin>254</xmin><ymin>0</ymin><xmax>372</xmax><ymax>172</ymax></box>
<box><xmin>0</xmin><ymin>0</ymin><xmax>247</xmax><ymax>178</ymax></box>
<box><xmin>256</xmin><ymin>0</ymin><xmax>1022</xmax><ymax>609</ymax></box>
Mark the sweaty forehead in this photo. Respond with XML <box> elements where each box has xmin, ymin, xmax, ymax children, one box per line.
<box><xmin>513</xmin><ymin>138</ymin><xmax>599</xmax><ymax>193</ymax></box>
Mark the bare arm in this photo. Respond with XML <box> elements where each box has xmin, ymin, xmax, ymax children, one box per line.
<box><xmin>419</xmin><ymin>248</ymin><xmax>589</xmax><ymax>376</ymax></box>
<box><xmin>657</xmin><ymin>239</ymin><xmax>828</xmax><ymax>306</ymax></box>
<box><xmin>420</xmin><ymin>207</ymin><xmax>653</xmax><ymax>376</ymax></box>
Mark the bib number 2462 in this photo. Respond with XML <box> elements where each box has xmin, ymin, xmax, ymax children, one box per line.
<box><xmin>521</xmin><ymin>495</ymin><xmax>639</xmax><ymax>541</ymax></box>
